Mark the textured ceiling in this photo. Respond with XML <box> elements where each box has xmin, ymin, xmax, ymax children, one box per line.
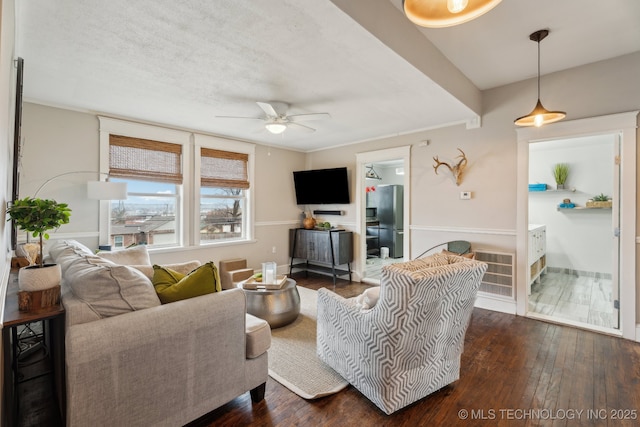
<box><xmin>16</xmin><ymin>0</ymin><xmax>640</xmax><ymax>152</ymax></box>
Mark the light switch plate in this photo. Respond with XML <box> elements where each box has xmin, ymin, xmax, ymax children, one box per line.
<box><xmin>460</xmin><ymin>191</ymin><xmax>472</xmax><ymax>200</ymax></box>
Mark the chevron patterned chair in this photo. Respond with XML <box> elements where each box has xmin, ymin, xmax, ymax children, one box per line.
<box><xmin>317</xmin><ymin>253</ymin><xmax>487</xmax><ymax>415</ymax></box>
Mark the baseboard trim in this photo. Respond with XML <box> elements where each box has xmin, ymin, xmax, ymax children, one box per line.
<box><xmin>475</xmin><ymin>293</ymin><xmax>516</xmax><ymax>314</ymax></box>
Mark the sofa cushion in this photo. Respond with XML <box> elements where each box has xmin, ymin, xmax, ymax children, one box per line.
<box><xmin>48</xmin><ymin>239</ymin><xmax>95</xmax><ymax>272</ymax></box>
<box><xmin>130</xmin><ymin>261</ymin><xmax>202</xmax><ymax>281</ymax></box>
<box><xmin>152</xmin><ymin>261</ymin><xmax>221</xmax><ymax>304</ymax></box>
<box><xmin>245</xmin><ymin>314</ymin><xmax>271</xmax><ymax>358</ymax></box>
<box><xmin>384</xmin><ymin>252</ymin><xmax>450</xmax><ymax>274</ymax></box>
<box><xmin>96</xmin><ymin>245</ymin><xmax>151</xmax><ymax>266</ymax></box>
<box><xmin>65</xmin><ymin>255</ymin><xmax>161</xmax><ymax>318</ymax></box>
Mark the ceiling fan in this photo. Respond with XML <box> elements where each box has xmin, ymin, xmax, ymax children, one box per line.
<box><xmin>216</xmin><ymin>101</ymin><xmax>331</xmax><ymax>134</ymax></box>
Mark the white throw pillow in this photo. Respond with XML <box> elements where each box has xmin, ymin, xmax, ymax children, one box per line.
<box><xmin>355</xmin><ymin>286</ymin><xmax>381</xmax><ymax>311</ymax></box>
<box><xmin>97</xmin><ymin>245</ymin><xmax>151</xmax><ymax>266</ymax></box>
<box><xmin>66</xmin><ymin>255</ymin><xmax>160</xmax><ymax>318</ymax></box>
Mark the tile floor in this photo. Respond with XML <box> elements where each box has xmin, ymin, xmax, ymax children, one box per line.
<box><xmin>364</xmin><ymin>256</ymin><xmax>402</xmax><ymax>281</ymax></box>
<box><xmin>528</xmin><ymin>269</ymin><xmax>616</xmax><ymax>329</ymax></box>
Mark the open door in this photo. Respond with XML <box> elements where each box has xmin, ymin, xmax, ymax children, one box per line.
<box><xmin>610</xmin><ymin>135</ymin><xmax>621</xmax><ymax>329</ymax></box>
<box><xmin>526</xmin><ymin>133</ymin><xmax>620</xmax><ymax>332</ymax></box>
<box><xmin>355</xmin><ymin>146</ymin><xmax>411</xmax><ymax>284</ymax></box>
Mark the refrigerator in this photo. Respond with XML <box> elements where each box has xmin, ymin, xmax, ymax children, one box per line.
<box><xmin>376</xmin><ymin>185</ymin><xmax>403</xmax><ymax>258</ymax></box>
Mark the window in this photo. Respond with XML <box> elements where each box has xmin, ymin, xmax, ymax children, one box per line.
<box><xmin>199</xmin><ymin>148</ymin><xmax>249</xmax><ymax>243</ymax></box>
<box><xmin>108</xmin><ymin>135</ymin><xmax>183</xmax><ymax>248</ymax></box>
<box><xmin>99</xmin><ymin>117</ymin><xmax>255</xmax><ymax>250</ymax></box>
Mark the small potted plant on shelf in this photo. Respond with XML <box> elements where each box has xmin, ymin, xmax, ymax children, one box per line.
<box><xmin>586</xmin><ymin>193</ymin><xmax>612</xmax><ymax>208</ymax></box>
<box><xmin>6</xmin><ymin>197</ymin><xmax>72</xmax><ymax>291</ymax></box>
<box><xmin>552</xmin><ymin>163</ymin><xmax>569</xmax><ymax>190</ymax></box>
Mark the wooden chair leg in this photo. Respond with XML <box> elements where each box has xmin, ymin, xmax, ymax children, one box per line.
<box><xmin>250</xmin><ymin>383</ymin><xmax>266</xmax><ymax>403</ymax></box>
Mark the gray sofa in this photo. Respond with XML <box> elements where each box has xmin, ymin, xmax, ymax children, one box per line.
<box><xmin>49</xmin><ymin>240</ymin><xmax>270</xmax><ymax>427</ymax></box>
<box><xmin>317</xmin><ymin>252</ymin><xmax>487</xmax><ymax>415</ymax></box>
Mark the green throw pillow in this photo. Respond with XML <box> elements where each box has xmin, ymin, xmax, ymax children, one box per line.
<box><xmin>152</xmin><ymin>261</ymin><xmax>221</xmax><ymax>304</ymax></box>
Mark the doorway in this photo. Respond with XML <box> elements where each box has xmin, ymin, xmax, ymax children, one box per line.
<box><xmin>356</xmin><ymin>146</ymin><xmax>411</xmax><ymax>284</ymax></box>
<box><xmin>527</xmin><ymin>134</ymin><xmax>619</xmax><ymax>331</ymax></box>
<box><xmin>364</xmin><ymin>160</ymin><xmax>405</xmax><ymax>281</ymax></box>
<box><xmin>515</xmin><ymin>111</ymin><xmax>637</xmax><ymax>340</ymax></box>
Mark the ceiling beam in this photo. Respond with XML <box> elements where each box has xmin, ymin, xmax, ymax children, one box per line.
<box><xmin>330</xmin><ymin>0</ymin><xmax>482</xmax><ymax>118</ymax></box>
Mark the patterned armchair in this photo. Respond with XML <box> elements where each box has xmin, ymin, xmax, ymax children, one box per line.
<box><xmin>317</xmin><ymin>254</ymin><xmax>487</xmax><ymax>414</ymax></box>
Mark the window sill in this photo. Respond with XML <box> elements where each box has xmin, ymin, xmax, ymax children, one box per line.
<box><xmin>148</xmin><ymin>239</ymin><xmax>257</xmax><ymax>254</ymax></box>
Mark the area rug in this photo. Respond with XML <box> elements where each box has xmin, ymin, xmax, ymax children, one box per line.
<box><xmin>267</xmin><ymin>286</ymin><xmax>349</xmax><ymax>399</ymax></box>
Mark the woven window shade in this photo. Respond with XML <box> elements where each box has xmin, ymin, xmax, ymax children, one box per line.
<box><xmin>201</xmin><ymin>148</ymin><xmax>249</xmax><ymax>189</ymax></box>
<box><xmin>109</xmin><ymin>134</ymin><xmax>182</xmax><ymax>183</ymax></box>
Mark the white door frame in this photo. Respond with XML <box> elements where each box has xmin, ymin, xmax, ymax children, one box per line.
<box><xmin>355</xmin><ymin>146</ymin><xmax>411</xmax><ymax>282</ymax></box>
<box><xmin>516</xmin><ymin>111</ymin><xmax>638</xmax><ymax>341</ymax></box>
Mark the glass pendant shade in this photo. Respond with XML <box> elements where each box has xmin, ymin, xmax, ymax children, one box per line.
<box><xmin>403</xmin><ymin>0</ymin><xmax>502</xmax><ymax>28</ymax></box>
<box><xmin>265</xmin><ymin>122</ymin><xmax>287</xmax><ymax>134</ymax></box>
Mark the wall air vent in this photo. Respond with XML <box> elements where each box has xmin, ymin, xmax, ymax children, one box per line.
<box><xmin>474</xmin><ymin>250</ymin><xmax>515</xmax><ymax>298</ymax></box>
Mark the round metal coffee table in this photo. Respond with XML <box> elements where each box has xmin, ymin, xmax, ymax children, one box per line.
<box><xmin>240</xmin><ymin>278</ymin><xmax>300</xmax><ymax>328</ymax></box>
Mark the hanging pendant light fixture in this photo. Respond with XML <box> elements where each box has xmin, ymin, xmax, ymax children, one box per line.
<box><xmin>402</xmin><ymin>0</ymin><xmax>502</xmax><ymax>28</ymax></box>
<box><xmin>365</xmin><ymin>165</ymin><xmax>382</xmax><ymax>180</ymax></box>
<box><xmin>514</xmin><ymin>29</ymin><xmax>566</xmax><ymax>127</ymax></box>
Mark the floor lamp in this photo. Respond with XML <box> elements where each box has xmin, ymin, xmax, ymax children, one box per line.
<box><xmin>27</xmin><ymin>171</ymin><xmax>128</xmax><ymax>250</ymax></box>
<box><xmin>33</xmin><ymin>171</ymin><xmax>128</xmax><ymax>200</ymax></box>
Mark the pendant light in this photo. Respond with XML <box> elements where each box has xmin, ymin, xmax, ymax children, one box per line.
<box><xmin>402</xmin><ymin>0</ymin><xmax>502</xmax><ymax>28</ymax></box>
<box><xmin>514</xmin><ymin>29</ymin><xmax>566</xmax><ymax>127</ymax></box>
<box><xmin>365</xmin><ymin>165</ymin><xmax>382</xmax><ymax>180</ymax></box>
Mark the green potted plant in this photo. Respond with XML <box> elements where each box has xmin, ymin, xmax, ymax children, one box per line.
<box><xmin>6</xmin><ymin>197</ymin><xmax>72</xmax><ymax>291</ymax></box>
<box><xmin>586</xmin><ymin>193</ymin><xmax>612</xmax><ymax>208</ymax></box>
<box><xmin>552</xmin><ymin>163</ymin><xmax>569</xmax><ymax>190</ymax></box>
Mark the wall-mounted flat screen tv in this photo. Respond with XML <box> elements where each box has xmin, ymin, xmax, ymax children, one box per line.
<box><xmin>293</xmin><ymin>167</ymin><xmax>350</xmax><ymax>205</ymax></box>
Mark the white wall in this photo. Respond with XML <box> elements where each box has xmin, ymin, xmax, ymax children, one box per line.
<box><xmin>16</xmin><ymin>51</ymin><xmax>640</xmax><ymax>323</ymax></box>
<box><xmin>529</xmin><ymin>135</ymin><xmax>615</xmax><ymax>274</ymax></box>
<box><xmin>19</xmin><ymin>103</ymin><xmax>307</xmax><ymax>273</ymax></box>
<box><xmin>308</xmin><ymin>52</ymin><xmax>640</xmax><ymax>319</ymax></box>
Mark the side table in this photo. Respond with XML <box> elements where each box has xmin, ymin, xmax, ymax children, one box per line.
<box><xmin>239</xmin><ymin>278</ymin><xmax>300</xmax><ymax>328</ymax></box>
<box><xmin>2</xmin><ymin>270</ymin><xmax>65</xmax><ymax>427</ymax></box>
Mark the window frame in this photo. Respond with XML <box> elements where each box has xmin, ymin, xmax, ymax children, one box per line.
<box><xmin>194</xmin><ymin>133</ymin><xmax>255</xmax><ymax>246</ymax></box>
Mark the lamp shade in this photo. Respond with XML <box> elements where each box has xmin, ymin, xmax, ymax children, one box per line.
<box><xmin>403</xmin><ymin>0</ymin><xmax>502</xmax><ymax>28</ymax></box>
<box><xmin>514</xmin><ymin>99</ymin><xmax>566</xmax><ymax>127</ymax></box>
<box><xmin>87</xmin><ymin>181</ymin><xmax>128</xmax><ymax>200</ymax></box>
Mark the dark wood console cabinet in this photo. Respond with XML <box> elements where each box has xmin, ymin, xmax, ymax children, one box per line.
<box><xmin>289</xmin><ymin>228</ymin><xmax>352</xmax><ymax>284</ymax></box>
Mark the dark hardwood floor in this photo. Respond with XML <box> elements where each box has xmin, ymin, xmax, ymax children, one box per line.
<box><xmin>17</xmin><ymin>272</ymin><xmax>640</xmax><ymax>426</ymax></box>
<box><xmin>190</xmin><ymin>272</ymin><xmax>640</xmax><ymax>427</ymax></box>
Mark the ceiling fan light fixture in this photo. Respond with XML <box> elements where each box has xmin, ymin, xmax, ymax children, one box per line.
<box><xmin>514</xmin><ymin>29</ymin><xmax>566</xmax><ymax>127</ymax></box>
<box><xmin>403</xmin><ymin>0</ymin><xmax>502</xmax><ymax>28</ymax></box>
<box><xmin>265</xmin><ymin>122</ymin><xmax>287</xmax><ymax>134</ymax></box>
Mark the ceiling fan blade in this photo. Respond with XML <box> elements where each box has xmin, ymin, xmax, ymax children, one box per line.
<box><xmin>288</xmin><ymin>112</ymin><xmax>331</xmax><ymax>122</ymax></box>
<box><xmin>287</xmin><ymin>122</ymin><xmax>316</xmax><ymax>133</ymax></box>
<box><xmin>256</xmin><ymin>102</ymin><xmax>279</xmax><ymax>118</ymax></box>
<box><xmin>215</xmin><ymin>115</ymin><xmax>263</xmax><ymax>120</ymax></box>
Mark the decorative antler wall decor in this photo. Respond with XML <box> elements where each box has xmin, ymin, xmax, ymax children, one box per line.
<box><xmin>433</xmin><ymin>148</ymin><xmax>467</xmax><ymax>186</ymax></box>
